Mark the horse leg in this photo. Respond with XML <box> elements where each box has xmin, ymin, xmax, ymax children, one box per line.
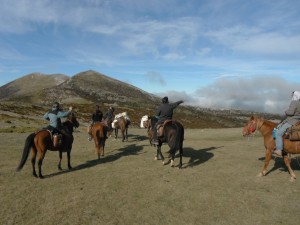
<box><xmin>178</xmin><ymin>145</ymin><xmax>183</xmax><ymax>169</ymax></box>
<box><xmin>258</xmin><ymin>149</ymin><xmax>273</xmax><ymax>177</ymax></box>
<box><xmin>170</xmin><ymin>154</ymin><xmax>175</xmax><ymax>167</ymax></box>
<box><xmin>101</xmin><ymin>139</ymin><xmax>105</xmax><ymax>157</ymax></box>
<box><xmin>115</xmin><ymin>128</ymin><xmax>118</xmax><ymax>139</ymax></box>
<box><xmin>157</xmin><ymin>146</ymin><xmax>167</xmax><ymax>165</ymax></box>
<box><xmin>121</xmin><ymin>130</ymin><xmax>125</xmax><ymax>142</ymax></box>
<box><xmin>67</xmin><ymin>150</ymin><xmax>72</xmax><ymax>169</ymax></box>
<box><xmin>37</xmin><ymin>152</ymin><xmax>46</xmax><ymax>179</ymax></box>
<box><xmin>31</xmin><ymin>147</ymin><xmax>38</xmax><ymax>178</ymax></box>
<box><xmin>125</xmin><ymin>128</ymin><xmax>128</xmax><ymax>141</ymax></box>
<box><xmin>95</xmin><ymin>140</ymin><xmax>100</xmax><ymax>159</ymax></box>
<box><xmin>58</xmin><ymin>151</ymin><xmax>63</xmax><ymax>170</ymax></box>
<box><xmin>283</xmin><ymin>155</ymin><xmax>296</xmax><ymax>182</ymax></box>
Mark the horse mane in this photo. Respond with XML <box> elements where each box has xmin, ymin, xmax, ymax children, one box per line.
<box><xmin>254</xmin><ymin>116</ymin><xmax>277</xmax><ymax>130</ymax></box>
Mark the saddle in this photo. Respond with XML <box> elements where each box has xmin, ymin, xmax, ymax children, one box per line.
<box><xmin>287</xmin><ymin>122</ymin><xmax>300</xmax><ymax>141</ymax></box>
<box><xmin>36</xmin><ymin>128</ymin><xmax>63</xmax><ymax>148</ymax></box>
<box><xmin>157</xmin><ymin>120</ymin><xmax>173</xmax><ymax>138</ymax></box>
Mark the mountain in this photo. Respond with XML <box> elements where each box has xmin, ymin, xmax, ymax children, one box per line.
<box><xmin>0</xmin><ymin>73</ymin><xmax>69</xmax><ymax>101</ymax></box>
<box><xmin>0</xmin><ymin>70</ymin><xmax>283</xmax><ymax>129</ymax></box>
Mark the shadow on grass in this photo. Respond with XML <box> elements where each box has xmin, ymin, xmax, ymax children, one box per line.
<box><xmin>258</xmin><ymin>156</ymin><xmax>300</xmax><ymax>176</ymax></box>
<box><xmin>44</xmin><ymin>143</ymin><xmax>146</xmax><ymax>178</ymax></box>
<box><xmin>181</xmin><ymin>146</ymin><xmax>223</xmax><ymax>168</ymax></box>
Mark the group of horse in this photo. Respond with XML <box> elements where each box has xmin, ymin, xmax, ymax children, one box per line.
<box><xmin>89</xmin><ymin>112</ymin><xmax>130</xmax><ymax>159</ymax></box>
<box><xmin>16</xmin><ymin>110</ymin><xmax>300</xmax><ymax>181</ymax></box>
<box><xmin>16</xmin><ymin>111</ymin><xmax>131</xmax><ymax>179</ymax></box>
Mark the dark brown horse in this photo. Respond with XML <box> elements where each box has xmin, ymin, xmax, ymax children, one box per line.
<box><xmin>16</xmin><ymin>113</ymin><xmax>79</xmax><ymax>178</ymax></box>
<box><xmin>149</xmin><ymin>116</ymin><xmax>184</xmax><ymax>168</ymax></box>
<box><xmin>242</xmin><ymin>115</ymin><xmax>300</xmax><ymax>181</ymax></box>
<box><xmin>113</xmin><ymin>116</ymin><xmax>130</xmax><ymax>142</ymax></box>
<box><xmin>89</xmin><ymin>122</ymin><xmax>108</xmax><ymax>159</ymax></box>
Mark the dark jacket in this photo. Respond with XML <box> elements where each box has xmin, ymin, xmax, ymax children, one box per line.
<box><xmin>92</xmin><ymin>109</ymin><xmax>103</xmax><ymax>122</ymax></box>
<box><xmin>156</xmin><ymin>100</ymin><xmax>183</xmax><ymax>123</ymax></box>
<box><xmin>105</xmin><ymin>109</ymin><xmax>114</xmax><ymax>120</ymax></box>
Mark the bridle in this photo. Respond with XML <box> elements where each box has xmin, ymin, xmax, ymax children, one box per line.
<box><xmin>247</xmin><ymin>118</ymin><xmax>264</xmax><ymax>135</ymax></box>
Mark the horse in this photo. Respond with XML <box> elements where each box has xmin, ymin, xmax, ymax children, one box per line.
<box><xmin>149</xmin><ymin>116</ymin><xmax>184</xmax><ymax>168</ymax></box>
<box><xmin>140</xmin><ymin>115</ymin><xmax>153</xmax><ymax>145</ymax></box>
<box><xmin>89</xmin><ymin>122</ymin><xmax>108</xmax><ymax>159</ymax></box>
<box><xmin>16</xmin><ymin>113</ymin><xmax>79</xmax><ymax>179</ymax></box>
<box><xmin>242</xmin><ymin>115</ymin><xmax>300</xmax><ymax>181</ymax></box>
<box><xmin>113</xmin><ymin>113</ymin><xmax>130</xmax><ymax>142</ymax></box>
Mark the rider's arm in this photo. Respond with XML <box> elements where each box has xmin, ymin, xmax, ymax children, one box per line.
<box><xmin>171</xmin><ymin>100</ymin><xmax>184</xmax><ymax>109</ymax></box>
<box><xmin>57</xmin><ymin>110</ymin><xmax>72</xmax><ymax>118</ymax></box>
<box><xmin>285</xmin><ymin>101</ymin><xmax>298</xmax><ymax>116</ymax></box>
<box><xmin>43</xmin><ymin>112</ymin><xmax>50</xmax><ymax>120</ymax></box>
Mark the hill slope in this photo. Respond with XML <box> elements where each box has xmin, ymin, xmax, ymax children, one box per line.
<box><xmin>0</xmin><ymin>70</ymin><xmax>283</xmax><ymax>129</ymax></box>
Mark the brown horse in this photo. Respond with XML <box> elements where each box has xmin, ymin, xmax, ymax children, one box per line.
<box><xmin>113</xmin><ymin>116</ymin><xmax>130</xmax><ymax>142</ymax></box>
<box><xmin>149</xmin><ymin>116</ymin><xmax>184</xmax><ymax>168</ymax></box>
<box><xmin>90</xmin><ymin>122</ymin><xmax>108</xmax><ymax>159</ymax></box>
<box><xmin>242</xmin><ymin>115</ymin><xmax>300</xmax><ymax>181</ymax></box>
<box><xmin>16</xmin><ymin>113</ymin><xmax>79</xmax><ymax>178</ymax></box>
<box><xmin>140</xmin><ymin>115</ymin><xmax>153</xmax><ymax>145</ymax></box>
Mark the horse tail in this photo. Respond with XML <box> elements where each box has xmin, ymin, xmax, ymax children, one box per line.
<box><xmin>168</xmin><ymin>122</ymin><xmax>184</xmax><ymax>155</ymax></box>
<box><xmin>16</xmin><ymin>132</ymin><xmax>35</xmax><ymax>171</ymax></box>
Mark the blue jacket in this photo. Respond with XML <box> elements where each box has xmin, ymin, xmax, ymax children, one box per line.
<box><xmin>43</xmin><ymin>110</ymin><xmax>71</xmax><ymax>129</ymax></box>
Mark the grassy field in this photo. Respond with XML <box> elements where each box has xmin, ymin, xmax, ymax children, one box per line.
<box><xmin>1</xmin><ymin>125</ymin><xmax>300</xmax><ymax>225</ymax></box>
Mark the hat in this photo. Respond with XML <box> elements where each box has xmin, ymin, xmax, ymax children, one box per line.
<box><xmin>292</xmin><ymin>91</ymin><xmax>300</xmax><ymax>101</ymax></box>
<box><xmin>162</xmin><ymin>96</ymin><xmax>169</xmax><ymax>103</ymax></box>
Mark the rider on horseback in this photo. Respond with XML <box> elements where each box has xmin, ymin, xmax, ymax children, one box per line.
<box><xmin>88</xmin><ymin>105</ymin><xmax>103</xmax><ymax>141</ymax></box>
<box><xmin>104</xmin><ymin>105</ymin><xmax>115</xmax><ymax>132</ymax></box>
<box><xmin>43</xmin><ymin>102</ymin><xmax>73</xmax><ymax>147</ymax></box>
<box><xmin>274</xmin><ymin>91</ymin><xmax>300</xmax><ymax>156</ymax></box>
<box><xmin>151</xmin><ymin>96</ymin><xmax>183</xmax><ymax>145</ymax></box>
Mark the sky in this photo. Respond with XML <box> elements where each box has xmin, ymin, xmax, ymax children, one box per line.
<box><xmin>0</xmin><ymin>0</ymin><xmax>300</xmax><ymax>114</ymax></box>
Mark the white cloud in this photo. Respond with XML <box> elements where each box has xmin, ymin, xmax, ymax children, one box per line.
<box><xmin>157</xmin><ymin>76</ymin><xmax>300</xmax><ymax>114</ymax></box>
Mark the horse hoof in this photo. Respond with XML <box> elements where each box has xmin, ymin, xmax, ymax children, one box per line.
<box><xmin>290</xmin><ymin>177</ymin><xmax>296</xmax><ymax>182</ymax></box>
<box><xmin>58</xmin><ymin>167</ymin><xmax>62</xmax><ymax>171</ymax></box>
<box><xmin>154</xmin><ymin>157</ymin><xmax>158</xmax><ymax>160</ymax></box>
<box><xmin>68</xmin><ymin>166</ymin><xmax>72</xmax><ymax>170</ymax></box>
<box><xmin>39</xmin><ymin>175</ymin><xmax>44</xmax><ymax>179</ymax></box>
<box><xmin>170</xmin><ymin>160</ymin><xmax>174</xmax><ymax>167</ymax></box>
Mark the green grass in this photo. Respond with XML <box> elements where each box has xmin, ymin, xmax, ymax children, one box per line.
<box><xmin>1</xmin><ymin>127</ymin><xmax>300</xmax><ymax>225</ymax></box>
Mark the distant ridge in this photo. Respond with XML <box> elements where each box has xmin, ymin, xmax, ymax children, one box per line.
<box><xmin>0</xmin><ymin>70</ymin><xmax>283</xmax><ymax>128</ymax></box>
<box><xmin>0</xmin><ymin>70</ymin><xmax>160</xmax><ymax>106</ymax></box>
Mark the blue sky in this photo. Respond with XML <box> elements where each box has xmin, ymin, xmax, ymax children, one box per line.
<box><xmin>0</xmin><ymin>0</ymin><xmax>300</xmax><ymax>113</ymax></box>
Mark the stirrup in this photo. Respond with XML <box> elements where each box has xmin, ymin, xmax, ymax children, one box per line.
<box><xmin>151</xmin><ymin>139</ymin><xmax>159</xmax><ymax>145</ymax></box>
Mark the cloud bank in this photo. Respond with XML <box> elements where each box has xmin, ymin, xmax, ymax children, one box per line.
<box><xmin>155</xmin><ymin>76</ymin><xmax>300</xmax><ymax>114</ymax></box>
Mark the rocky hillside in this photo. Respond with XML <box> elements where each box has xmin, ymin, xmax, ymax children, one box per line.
<box><xmin>0</xmin><ymin>70</ymin><xmax>284</xmax><ymax>129</ymax></box>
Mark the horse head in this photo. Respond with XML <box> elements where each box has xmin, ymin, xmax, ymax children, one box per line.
<box><xmin>64</xmin><ymin>112</ymin><xmax>80</xmax><ymax>132</ymax></box>
<box><xmin>242</xmin><ymin>115</ymin><xmax>260</xmax><ymax>136</ymax></box>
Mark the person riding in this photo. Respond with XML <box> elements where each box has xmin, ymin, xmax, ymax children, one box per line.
<box><xmin>104</xmin><ymin>106</ymin><xmax>115</xmax><ymax>131</ymax></box>
<box><xmin>88</xmin><ymin>105</ymin><xmax>104</xmax><ymax>141</ymax></box>
<box><xmin>43</xmin><ymin>102</ymin><xmax>73</xmax><ymax>146</ymax></box>
<box><xmin>92</xmin><ymin>105</ymin><xmax>103</xmax><ymax>123</ymax></box>
<box><xmin>151</xmin><ymin>96</ymin><xmax>183</xmax><ymax>145</ymax></box>
<box><xmin>105</xmin><ymin>106</ymin><xmax>115</xmax><ymax>121</ymax></box>
<box><xmin>274</xmin><ymin>91</ymin><xmax>300</xmax><ymax>157</ymax></box>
